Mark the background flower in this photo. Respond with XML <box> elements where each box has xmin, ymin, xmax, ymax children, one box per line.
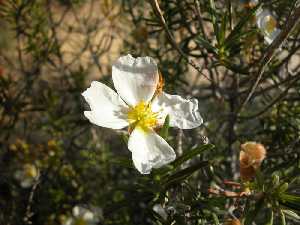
<box><xmin>63</xmin><ymin>206</ymin><xmax>102</xmax><ymax>225</ymax></box>
<box><xmin>14</xmin><ymin>164</ymin><xmax>39</xmax><ymax>188</ymax></box>
<box><xmin>256</xmin><ymin>9</ymin><xmax>281</xmax><ymax>44</ymax></box>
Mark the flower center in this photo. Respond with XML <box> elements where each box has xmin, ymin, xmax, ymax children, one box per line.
<box><xmin>264</xmin><ymin>15</ymin><xmax>277</xmax><ymax>34</ymax></box>
<box><xmin>128</xmin><ymin>101</ymin><xmax>158</xmax><ymax>131</ymax></box>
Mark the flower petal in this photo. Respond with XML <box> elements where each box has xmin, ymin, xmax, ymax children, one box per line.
<box><xmin>264</xmin><ymin>28</ymin><xmax>280</xmax><ymax>44</ymax></box>
<box><xmin>153</xmin><ymin>204</ymin><xmax>168</xmax><ymax>220</ymax></box>
<box><xmin>82</xmin><ymin>81</ymin><xmax>129</xmax><ymax>129</ymax></box>
<box><xmin>21</xmin><ymin>178</ymin><xmax>34</xmax><ymax>188</ymax></box>
<box><xmin>255</xmin><ymin>9</ymin><xmax>281</xmax><ymax>44</ymax></box>
<box><xmin>128</xmin><ymin>128</ymin><xmax>176</xmax><ymax>174</ymax></box>
<box><xmin>152</xmin><ymin>92</ymin><xmax>203</xmax><ymax>129</ymax></box>
<box><xmin>256</xmin><ymin>9</ymin><xmax>269</xmax><ymax>29</ymax></box>
<box><xmin>112</xmin><ymin>54</ymin><xmax>159</xmax><ymax>106</ymax></box>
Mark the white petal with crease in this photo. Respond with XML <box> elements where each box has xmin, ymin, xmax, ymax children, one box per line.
<box><xmin>152</xmin><ymin>92</ymin><xmax>203</xmax><ymax>129</ymax></box>
<box><xmin>256</xmin><ymin>9</ymin><xmax>271</xmax><ymax>31</ymax></box>
<box><xmin>128</xmin><ymin>128</ymin><xmax>176</xmax><ymax>174</ymax></box>
<box><xmin>112</xmin><ymin>54</ymin><xmax>159</xmax><ymax>106</ymax></box>
<box><xmin>82</xmin><ymin>81</ymin><xmax>129</xmax><ymax>129</ymax></box>
<box><xmin>264</xmin><ymin>28</ymin><xmax>280</xmax><ymax>44</ymax></box>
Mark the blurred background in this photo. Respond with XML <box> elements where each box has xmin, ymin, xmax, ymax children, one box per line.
<box><xmin>0</xmin><ymin>0</ymin><xmax>300</xmax><ymax>224</ymax></box>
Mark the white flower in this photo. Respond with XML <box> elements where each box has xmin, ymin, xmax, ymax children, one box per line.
<box><xmin>14</xmin><ymin>164</ymin><xmax>39</xmax><ymax>188</ymax></box>
<box><xmin>153</xmin><ymin>204</ymin><xmax>168</xmax><ymax>220</ymax></box>
<box><xmin>82</xmin><ymin>54</ymin><xmax>203</xmax><ymax>174</ymax></box>
<box><xmin>64</xmin><ymin>206</ymin><xmax>102</xmax><ymax>225</ymax></box>
<box><xmin>256</xmin><ymin>9</ymin><xmax>281</xmax><ymax>44</ymax></box>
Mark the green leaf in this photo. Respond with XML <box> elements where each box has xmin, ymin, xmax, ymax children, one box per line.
<box><xmin>271</xmin><ymin>174</ymin><xmax>280</xmax><ymax>187</ymax></box>
<box><xmin>208</xmin><ymin>0</ymin><xmax>217</xmax><ymax>25</ymax></box>
<box><xmin>110</xmin><ymin>156</ymin><xmax>133</xmax><ymax>169</ymax></box>
<box><xmin>280</xmin><ymin>193</ymin><xmax>300</xmax><ymax>203</ymax></box>
<box><xmin>159</xmin><ymin>115</ymin><xmax>170</xmax><ymax>139</ymax></box>
<box><xmin>222</xmin><ymin>29</ymin><xmax>257</xmax><ymax>59</ymax></box>
<box><xmin>195</xmin><ymin>36</ymin><xmax>217</xmax><ymax>54</ymax></box>
<box><xmin>255</xmin><ymin>169</ymin><xmax>264</xmax><ymax>190</ymax></box>
<box><xmin>264</xmin><ymin>208</ymin><xmax>273</xmax><ymax>225</ymax></box>
<box><xmin>224</xmin><ymin>4</ymin><xmax>261</xmax><ymax>47</ymax></box>
<box><xmin>212</xmin><ymin>213</ymin><xmax>220</xmax><ymax>225</ymax></box>
<box><xmin>280</xmin><ymin>210</ymin><xmax>286</xmax><ymax>225</ymax></box>
<box><xmin>244</xmin><ymin>196</ymin><xmax>265</xmax><ymax>225</ymax></box>
<box><xmin>208</xmin><ymin>0</ymin><xmax>220</xmax><ymax>44</ymax></box>
<box><xmin>282</xmin><ymin>209</ymin><xmax>300</xmax><ymax>221</ymax></box>
<box><xmin>279</xmin><ymin>193</ymin><xmax>300</xmax><ymax>211</ymax></box>
<box><xmin>224</xmin><ymin>29</ymin><xmax>257</xmax><ymax>51</ymax></box>
<box><xmin>219</xmin><ymin>13</ymin><xmax>228</xmax><ymax>45</ymax></box>
<box><xmin>172</xmin><ymin>144</ymin><xmax>214</xmax><ymax>168</ymax></box>
<box><xmin>277</xmin><ymin>182</ymin><xmax>289</xmax><ymax>194</ymax></box>
<box><xmin>221</xmin><ymin>59</ymin><xmax>250</xmax><ymax>75</ymax></box>
<box><xmin>122</xmin><ymin>133</ymin><xmax>129</xmax><ymax>144</ymax></box>
<box><xmin>163</xmin><ymin>161</ymin><xmax>209</xmax><ymax>188</ymax></box>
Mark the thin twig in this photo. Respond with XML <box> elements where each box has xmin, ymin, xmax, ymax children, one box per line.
<box><xmin>23</xmin><ymin>174</ymin><xmax>41</xmax><ymax>225</ymax></box>
<box><xmin>194</xmin><ymin>0</ymin><xmax>208</xmax><ymax>39</ymax></box>
<box><xmin>176</xmin><ymin>129</ymin><xmax>183</xmax><ymax>156</ymax></box>
<box><xmin>149</xmin><ymin>0</ymin><xmax>212</xmax><ymax>82</ymax></box>
<box><xmin>239</xmin><ymin>73</ymin><xmax>300</xmax><ymax>120</ymax></box>
<box><xmin>238</xmin><ymin>5</ymin><xmax>300</xmax><ymax>114</ymax></box>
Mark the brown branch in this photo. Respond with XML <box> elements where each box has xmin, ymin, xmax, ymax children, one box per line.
<box><xmin>194</xmin><ymin>0</ymin><xmax>208</xmax><ymax>39</ymax></box>
<box><xmin>23</xmin><ymin>174</ymin><xmax>41</xmax><ymax>225</ymax></box>
<box><xmin>237</xmin><ymin>5</ymin><xmax>300</xmax><ymax>114</ymax></box>
<box><xmin>149</xmin><ymin>0</ymin><xmax>212</xmax><ymax>82</ymax></box>
<box><xmin>239</xmin><ymin>73</ymin><xmax>300</xmax><ymax>120</ymax></box>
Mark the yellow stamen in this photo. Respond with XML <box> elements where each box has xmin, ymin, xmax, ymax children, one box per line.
<box><xmin>128</xmin><ymin>101</ymin><xmax>158</xmax><ymax>132</ymax></box>
<box><xmin>264</xmin><ymin>15</ymin><xmax>277</xmax><ymax>34</ymax></box>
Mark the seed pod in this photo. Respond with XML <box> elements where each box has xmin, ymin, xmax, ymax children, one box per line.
<box><xmin>240</xmin><ymin>142</ymin><xmax>266</xmax><ymax>181</ymax></box>
<box><xmin>240</xmin><ymin>142</ymin><xmax>266</xmax><ymax>166</ymax></box>
<box><xmin>240</xmin><ymin>165</ymin><xmax>256</xmax><ymax>181</ymax></box>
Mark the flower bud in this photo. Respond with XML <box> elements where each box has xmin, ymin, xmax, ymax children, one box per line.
<box><xmin>240</xmin><ymin>142</ymin><xmax>266</xmax><ymax>181</ymax></box>
<box><xmin>240</xmin><ymin>142</ymin><xmax>266</xmax><ymax>166</ymax></box>
<box><xmin>240</xmin><ymin>165</ymin><xmax>256</xmax><ymax>181</ymax></box>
